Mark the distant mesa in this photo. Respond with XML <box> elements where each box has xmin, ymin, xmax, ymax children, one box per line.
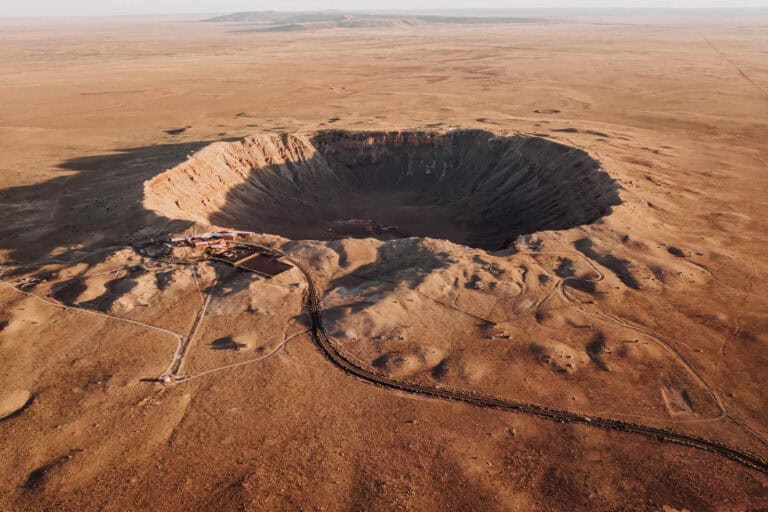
<box><xmin>202</xmin><ymin>11</ymin><xmax>550</xmax><ymax>32</ymax></box>
<box><xmin>144</xmin><ymin>130</ymin><xmax>620</xmax><ymax>251</ymax></box>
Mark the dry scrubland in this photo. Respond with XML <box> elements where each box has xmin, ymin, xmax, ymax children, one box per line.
<box><xmin>0</xmin><ymin>11</ymin><xmax>768</xmax><ymax>511</ymax></box>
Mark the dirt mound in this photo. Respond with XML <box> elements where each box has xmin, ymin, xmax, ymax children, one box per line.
<box><xmin>144</xmin><ymin>130</ymin><xmax>620</xmax><ymax>250</ymax></box>
<box><xmin>0</xmin><ymin>389</ymin><xmax>32</xmax><ymax>421</ymax></box>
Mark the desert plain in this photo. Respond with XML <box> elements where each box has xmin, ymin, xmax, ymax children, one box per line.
<box><xmin>0</xmin><ymin>10</ymin><xmax>767</xmax><ymax>511</ymax></box>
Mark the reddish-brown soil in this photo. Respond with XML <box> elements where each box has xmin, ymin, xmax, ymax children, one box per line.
<box><xmin>1</xmin><ymin>11</ymin><xmax>767</xmax><ymax>511</ymax></box>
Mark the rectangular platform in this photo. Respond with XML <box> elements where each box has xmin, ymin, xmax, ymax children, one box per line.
<box><xmin>209</xmin><ymin>245</ymin><xmax>292</xmax><ymax>278</ymax></box>
<box><xmin>236</xmin><ymin>254</ymin><xmax>293</xmax><ymax>277</ymax></box>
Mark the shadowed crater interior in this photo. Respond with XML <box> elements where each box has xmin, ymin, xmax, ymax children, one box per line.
<box><xmin>144</xmin><ymin>130</ymin><xmax>620</xmax><ymax>250</ymax></box>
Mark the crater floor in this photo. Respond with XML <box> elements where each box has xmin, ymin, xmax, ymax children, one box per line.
<box><xmin>145</xmin><ymin>130</ymin><xmax>621</xmax><ymax>250</ymax></box>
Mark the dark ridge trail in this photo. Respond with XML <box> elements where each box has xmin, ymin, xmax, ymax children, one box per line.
<box><xmin>265</xmin><ymin>244</ymin><xmax>768</xmax><ymax>476</ymax></box>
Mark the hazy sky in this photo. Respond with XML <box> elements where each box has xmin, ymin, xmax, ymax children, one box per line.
<box><xmin>2</xmin><ymin>1</ymin><xmax>768</xmax><ymax>18</ymax></box>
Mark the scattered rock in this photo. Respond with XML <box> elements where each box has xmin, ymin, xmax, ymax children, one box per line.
<box><xmin>210</xmin><ymin>337</ymin><xmax>248</xmax><ymax>351</ymax></box>
<box><xmin>667</xmin><ymin>246</ymin><xmax>685</xmax><ymax>257</ymax></box>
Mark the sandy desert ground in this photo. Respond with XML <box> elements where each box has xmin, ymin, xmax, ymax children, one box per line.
<box><xmin>0</xmin><ymin>10</ymin><xmax>767</xmax><ymax>511</ymax></box>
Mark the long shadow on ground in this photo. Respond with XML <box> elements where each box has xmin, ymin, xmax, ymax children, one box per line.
<box><xmin>0</xmin><ymin>141</ymin><xmax>217</xmax><ymax>265</ymax></box>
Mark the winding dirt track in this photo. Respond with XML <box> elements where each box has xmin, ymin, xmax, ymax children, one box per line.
<box><xmin>3</xmin><ymin>243</ymin><xmax>767</xmax><ymax>475</ymax></box>
<box><xmin>268</xmin><ymin>245</ymin><xmax>768</xmax><ymax>475</ymax></box>
<box><xmin>534</xmin><ymin>249</ymin><xmax>728</xmax><ymax>422</ymax></box>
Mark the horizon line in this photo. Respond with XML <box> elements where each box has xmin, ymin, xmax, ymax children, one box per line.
<box><xmin>2</xmin><ymin>6</ymin><xmax>768</xmax><ymax>20</ymax></box>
